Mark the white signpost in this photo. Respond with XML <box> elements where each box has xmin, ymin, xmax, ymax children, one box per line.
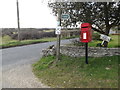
<box><xmin>55</xmin><ymin>26</ymin><xmax>61</xmax><ymax>35</ymax></box>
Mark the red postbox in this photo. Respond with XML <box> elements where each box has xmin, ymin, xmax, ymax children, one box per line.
<box><xmin>80</xmin><ymin>23</ymin><xmax>92</xmax><ymax>43</ymax></box>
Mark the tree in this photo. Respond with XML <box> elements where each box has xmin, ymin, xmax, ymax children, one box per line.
<box><xmin>48</xmin><ymin>2</ymin><xmax>120</xmax><ymax>47</ymax></box>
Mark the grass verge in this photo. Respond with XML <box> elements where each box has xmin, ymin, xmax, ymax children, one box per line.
<box><xmin>0</xmin><ymin>37</ymin><xmax>57</xmax><ymax>49</ymax></box>
<box><xmin>89</xmin><ymin>35</ymin><xmax>119</xmax><ymax>48</ymax></box>
<box><xmin>0</xmin><ymin>36</ymin><xmax>79</xmax><ymax>49</ymax></box>
<box><xmin>68</xmin><ymin>35</ymin><xmax>119</xmax><ymax>48</ymax></box>
<box><xmin>32</xmin><ymin>55</ymin><xmax>119</xmax><ymax>88</ymax></box>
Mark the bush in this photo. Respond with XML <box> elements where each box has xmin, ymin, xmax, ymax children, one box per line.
<box><xmin>2</xmin><ymin>35</ymin><xmax>13</xmax><ymax>44</ymax></box>
<box><xmin>71</xmin><ymin>39</ymin><xmax>85</xmax><ymax>46</ymax></box>
<box><xmin>2</xmin><ymin>28</ymin><xmax>56</xmax><ymax>40</ymax></box>
<box><xmin>2</xmin><ymin>28</ymin><xmax>17</xmax><ymax>37</ymax></box>
<box><xmin>11</xmin><ymin>30</ymin><xmax>56</xmax><ymax>40</ymax></box>
<box><xmin>96</xmin><ymin>43</ymin><xmax>103</xmax><ymax>47</ymax></box>
<box><xmin>41</xmin><ymin>32</ymin><xmax>56</xmax><ymax>38</ymax></box>
<box><xmin>92</xmin><ymin>32</ymin><xmax>101</xmax><ymax>40</ymax></box>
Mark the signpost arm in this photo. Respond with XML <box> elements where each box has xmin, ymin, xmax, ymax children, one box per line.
<box><xmin>85</xmin><ymin>43</ymin><xmax>88</xmax><ymax>64</ymax></box>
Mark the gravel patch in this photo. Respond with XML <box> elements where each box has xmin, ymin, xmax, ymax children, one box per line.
<box><xmin>2</xmin><ymin>64</ymin><xmax>49</xmax><ymax>88</ymax></box>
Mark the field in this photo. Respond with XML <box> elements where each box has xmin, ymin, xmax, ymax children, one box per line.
<box><xmin>68</xmin><ymin>34</ymin><xmax>119</xmax><ymax>48</ymax></box>
<box><xmin>32</xmin><ymin>55</ymin><xmax>119</xmax><ymax>88</ymax></box>
<box><xmin>0</xmin><ymin>28</ymin><xmax>80</xmax><ymax>48</ymax></box>
<box><xmin>0</xmin><ymin>35</ymin><xmax>57</xmax><ymax>48</ymax></box>
<box><xmin>0</xmin><ymin>28</ymin><xmax>119</xmax><ymax>48</ymax></box>
<box><xmin>89</xmin><ymin>35</ymin><xmax>119</xmax><ymax>48</ymax></box>
<box><xmin>0</xmin><ymin>35</ymin><xmax>79</xmax><ymax>49</ymax></box>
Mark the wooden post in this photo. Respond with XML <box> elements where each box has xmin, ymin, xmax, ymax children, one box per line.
<box><xmin>56</xmin><ymin>9</ymin><xmax>61</xmax><ymax>61</ymax></box>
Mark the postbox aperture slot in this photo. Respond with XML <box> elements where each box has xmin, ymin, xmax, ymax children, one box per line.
<box><xmin>82</xmin><ymin>26</ymin><xmax>88</xmax><ymax>28</ymax></box>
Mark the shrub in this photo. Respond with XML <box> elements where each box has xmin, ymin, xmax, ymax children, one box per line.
<box><xmin>92</xmin><ymin>32</ymin><xmax>101</xmax><ymax>40</ymax></box>
<box><xmin>11</xmin><ymin>30</ymin><xmax>56</xmax><ymax>40</ymax></box>
<box><xmin>41</xmin><ymin>32</ymin><xmax>56</xmax><ymax>38</ymax></box>
<box><xmin>1</xmin><ymin>35</ymin><xmax>13</xmax><ymax>44</ymax></box>
<box><xmin>96</xmin><ymin>43</ymin><xmax>103</xmax><ymax>47</ymax></box>
<box><xmin>2</xmin><ymin>28</ymin><xmax>17</xmax><ymax>37</ymax></box>
<box><xmin>71</xmin><ymin>39</ymin><xmax>85</xmax><ymax>46</ymax></box>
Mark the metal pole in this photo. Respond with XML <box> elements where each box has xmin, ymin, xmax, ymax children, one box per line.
<box><xmin>85</xmin><ymin>43</ymin><xmax>88</xmax><ymax>64</ymax></box>
<box><xmin>16</xmin><ymin>0</ymin><xmax>20</xmax><ymax>41</ymax></box>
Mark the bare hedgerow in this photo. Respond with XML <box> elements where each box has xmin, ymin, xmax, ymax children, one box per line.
<box><xmin>11</xmin><ymin>31</ymin><xmax>56</xmax><ymax>40</ymax></box>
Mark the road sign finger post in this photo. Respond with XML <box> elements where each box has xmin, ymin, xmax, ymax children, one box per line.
<box><xmin>56</xmin><ymin>8</ymin><xmax>62</xmax><ymax>61</ymax></box>
<box><xmin>61</xmin><ymin>14</ymin><xmax>70</xmax><ymax>20</ymax></box>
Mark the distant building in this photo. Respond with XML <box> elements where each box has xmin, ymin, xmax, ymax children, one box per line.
<box><xmin>109</xmin><ymin>26</ymin><xmax>120</xmax><ymax>34</ymax></box>
<box><xmin>109</xmin><ymin>29</ymin><xmax>116</xmax><ymax>34</ymax></box>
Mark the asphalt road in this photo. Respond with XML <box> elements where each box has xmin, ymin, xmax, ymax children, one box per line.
<box><xmin>1</xmin><ymin>38</ymin><xmax>77</xmax><ymax>88</ymax></box>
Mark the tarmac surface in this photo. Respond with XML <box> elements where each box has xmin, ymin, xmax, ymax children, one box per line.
<box><xmin>1</xmin><ymin>38</ymin><xmax>78</xmax><ymax>88</ymax></box>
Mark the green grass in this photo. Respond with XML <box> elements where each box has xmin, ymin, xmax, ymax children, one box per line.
<box><xmin>109</xmin><ymin>35</ymin><xmax>119</xmax><ymax>48</ymax></box>
<box><xmin>32</xmin><ymin>55</ymin><xmax>119</xmax><ymax>88</ymax></box>
<box><xmin>0</xmin><ymin>35</ymin><xmax>17</xmax><ymax>44</ymax></box>
<box><xmin>63</xmin><ymin>35</ymin><xmax>79</xmax><ymax>39</ymax></box>
<box><xmin>88</xmin><ymin>35</ymin><xmax>119</xmax><ymax>48</ymax></box>
<box><xmin>0</xmin><ymin>37</ymin><xmax>57</xmax><ymax>48</ymax></box>
<box><xmin>0</xmin><ymin>35</ymin><xmax>79</xmax><ymax>49</ymax></box>
<box><xmin>0</xmin><ymin>35</ymin><xmax>119</xmax><ymax>48</ymax></box>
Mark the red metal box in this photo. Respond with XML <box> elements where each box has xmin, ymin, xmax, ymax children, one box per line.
<box><xmin>80</xmin><ymin>23</ymin><xmax>92</xmax><ymax>43</ymax></box>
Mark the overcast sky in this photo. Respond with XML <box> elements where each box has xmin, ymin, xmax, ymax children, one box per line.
<box><xmin>0</xmin><ymin>0</ymin><xmax>57</xmax><ymax>28</ymax></box>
